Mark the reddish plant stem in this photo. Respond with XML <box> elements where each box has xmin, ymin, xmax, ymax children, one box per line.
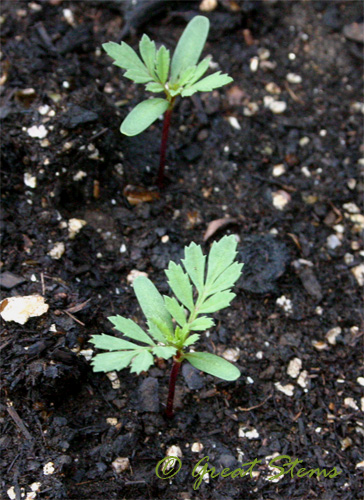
<box><xmin>165</xmin><ymin>351</ymin><xmax>182</xmax><ymax>418</ymax></box>
<box><xmin>157</xmin><ymin>100</ymin><xmax>174</xmax><ymax>188</ymax></box>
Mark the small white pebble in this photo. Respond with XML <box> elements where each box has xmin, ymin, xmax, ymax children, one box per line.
<box><xmin>161</xmin><ymin>235</ymin><xmax>169</xmax><ymax>243</ymax></box>
<box><xmin>48</xmin><ymin>242</ymin><xmax>65</xmax><ymax>260</ymax></box>
<box><xmin>315</xmin><ymin>306</ymin><xmax>323</xmax><ymax>315</ymax></box>
<box><xmin>27</xmin><ymin>125</ymin><xmax>48</xmax><ymax>139</ymax></box>
<box><xmin>344</xmin><ymin>397</ymin><xmax>359</xmax><ymax>411</ymax></box>
<box><xmin>68</xmin><ymin>218</ymin><xmax>87</xmax><ymax>239</ymax></box>
<box><xmin>275</xmin><ymin>383</ymin><xmax>294</xmax><ymax>397</ymax></box>
<box><xmin>287</xmin><ymin>358</ymin><xmax>302</xmax><ymax>379</ymax></box>
<box><xmin>347</xmin><ymin>178</ymin><xmax>356</xmax><ymax>190</ymax></box>
<box><xmin>297</xmin><ymin>370</ymin><xmax>308</xmax><ymax>388</ymax></box>
<box><xmin>106</xmin><ymin>371</ymin><xmax>120</xmax><ymax>389</ymax></box>
<box><xmin>243</xmin><ymin>102</ymin><xmax>259</xmax><ymax>116</ymax></box>
<box><xmin>325</xmin><ymin>327</ymin><xmax>342</xmax><ymax>345</ymax></box>
<box><xmin>351</xmin><ymin>264</ymin><xmax>364</xmax><ymax>286</ymax></box>
<box><xmin>272</xmin><ymin>190</ymin><xmax>290</xmax><ymax>210</ymax></box>
<box><xmin>326</xmin><ymin>234</ymin><xmax>341</xmax><ymax>250</ymax></box>
<box><xmin>286</xmin><ymin>73</ymin><xmax>302</xmax><ymax>84</ymax></box>
<box><xmin>38</xmin><ymin>104</ymin><xmax>50</xmax><ymax>115</ymax></box>
<box><xmin>343</xmin><ymin>202</ymin><xmax>360</xmax><ymax>214</ymax></box>
<box><xmin>106</xmin><ymin>417</ymin><xmax>118</xmax><ymax>426</ymax></box>
<box><xmin>356</xmin><ymin>460</ymin><xmax>364</xmax><ymax>469</ymax></box>
<box><xmin>112</xmin><ymin>457</ymin><xmax>130</xmax><ymax>473</ymax></box>
<box><xmin>165</xmin><ymin>445</ymin><xmax>182</xmax><ymax>469</ymax></box>
<box><xmin>269</xmin><ymin>100</ymin><xmax>287</xmax><ymax>114</ymax></box>
<box><xmin>127</xmin><ymin>269</ymin><xmax>148</xmax><ymax>284</ymax></box>
<box><xmin>257</xmin><ymin>48</ymin><xmax>270</xmax><ymax>60</ymax></box>
<box><xmin>250</xmin><ymin>56</ymin><xmax>259</xmax><ymax>72</ymax></box>
<box><xmin>247</xmin><ymin>376</ymin><xmax>254</xmax><ymax>384</ymax></box>
<box><xmin>256</xmin><ymin>351</ymin><xmax>263</xmax><ymax>359</ymax></box>
<box><xmin>239</xmin><ymin>426</ymin><xmax>260</xmax><ymax>439</ymax></box>
<box><xmin>79</xmin><ymin>349</ymin><xmax>93</xmax><ymax>361</ymax></box>
<box><xmin>63</xmin><ymin>8</ymin><xmax>75</xmax><ymax>26</ymax></box>
<box><xmin>24</xmin><ymin>172</ymin><xmax>37</xmax><ymax>189</ymax></box>
<box><xmin>222</xmin><ymin>347</ymin><xmax>240</xmax><ymax>362</ymax></box>
<box><xmin>344</xmin><ymin>253</ymin><xmax>354</xmax><ymax>265</ymax></box>
<box><xmin>312</xmin><ymin>340</ymin><xmax>328</xmax><ymax>351</ymax></box>
<box><xmin>288</xmin><ymin>52</ymin><xmax>296</xmax><ymax>60</ymax></box>
<box><xmin>276</xmin><ymin>295</ymin><xmax>293</xmax><ymax>314</ymax></box>
<box><xmin>43</xmin><ymin>462</ymin><xmax>55</xmax><ymax>475</ymax></box>
<box><xmin>319</xmin><ymin>129</ymin><xmax>327</xmax><ymax>137</ymax></box>
<box><xmin>62</xmin><ymin>81</ymin><xmax>70</xmax><ymax>89</ymax></box>
<box><xmin>272</xmin><ymin>164</ymin><xmax>285</xmax><ymax>177</ymax></box>
<box><xmin>265</xmin><ymin>82</ymin><xmax>281</xmax><ymax>94</ymax></box>
<box><xmin>7</xmin><ymin>487</ymin><xmax>16</xmax><ymax>500</ymax></box>
<box><xmin>119</xmin><ymin>244</ymin><xmax>127</xmax><ymax>253</ymax></box>
<box><xmin>299</xmin><ymin>137</ymin><xmax>310</xmax><ymax>147</ymax></box>
<box><xmin>73</xmin><ymin>170</ymin><xmax>87</xmax><ymax>181</ymax></box>
<box><xmin>227</xmin><ymin>116</ymin><xmax>241</xmax><ymax>130</ymax></box>
<box><xmin>301</xmin><ymin>166</ymin><xmax>311</xmax><ymax>177</ymax></box>
<box><xmin>357</xmin><ymin>377</ymin><xmax>364</xmax><ymax>387</ymax></box>
<box><xmin>191</xmin><ymin>442</ymin><xmax>204</xmax><ymax>453</ymax></box>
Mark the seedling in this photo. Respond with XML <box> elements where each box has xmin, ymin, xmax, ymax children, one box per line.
<box><xmin>90</xmin><ymin>235</ymin><xmax>243</xmax><ymax>418</ymax></box>
<box><xmin>103</xmin><ymin>15</ymin><xmax>233</xmax><ymax>187</ymax></box>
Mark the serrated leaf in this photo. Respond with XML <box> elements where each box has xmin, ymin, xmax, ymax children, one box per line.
<box><xmin>188</xmin><ymin>316</ymin><xmax>215</xmax><ymax>331</ymax></box>
<box><xmin>89</xmin><ymin>333</ymin><xmax>140</xmax><ymax>351</ymax></box>
<box><xmin>180</xmin><ymin>87</ymin><xmax>198</xmax><ymax>97</ymax></box>
<box><xmin>108</xmin><ymin>315</ymin><xmax>155</xmax><ymax>346</ymax></box>
<box><xmin>164</xmin><ymin>296</ymin><xmax>187</xmax><ymax>327</ymax></box>
<box><xmin>170</xmin><ymin>16</ymin><xmax>210</xmax><ymax>82</ymax></box>
<box><xmin>207</xmin><ymin>262</ymin><xmax>244</xmax><ymax>295</ymax></box>
<box><xmin>205</xmin><ymin>235</ymin><xmax>238</xmax><ymax>287</ymax></box>
<box><xmin>182</xmin><ymin>242</ymin><xmax>206</xmax><ymax>292</ymax></box>
<box><xmin>186</xmin><ymin>71</ymin><xmax>233</xmax><ymax>93</ymax></box>
<box><xmin>183</xmin><ymin>334</ymin><xmax>200</xmax><ymax>347</ymax></box>
<box><xmin>103</xmin><ymin>41</ymin><xmax>148</xmax><ymax>73</ymax></box>
<box><xmin>130</xmin><ymin>350</ymin><xmax>154</xmax><ymax>374</ymax></box>
<box><xmin>185</xmin><ymin>351</ymin><xmax>240</xmax><ymax>381</ymax></box>
<box><xmin>145</xmin><ymin>82</ymin><xmax>165</xmax><ymax>93</ymax></box>
<box><xmin>120</xmin><ymin>98</ymin><xmax>169</xmax><ymax>136</ymax></box>
<box><xmin>139</xmin><ymin>34</ymin><xmax>157</xmax><ymax>77</ymax></box>
<box><xmin>133</xmin><ymin>276</ymin><xmax>174</xmax><ymax>335</ymax></box>
<box><xmin>152</xmin><ymin>346</ymin><xmax>177</xmax><ymax>359</ymax></box>
<box><xmin>188</xmin><ymin>56</ymin><xmax>211</xmax><ymax>85</ymax></box>
<box><xmin>199</xmin><ymin>291</ymin><xmax>236</xmax><ymax>314</ymax></box>
<box><xmin>169</xmin><ymin>88</ymin><xmax>182</xmax><ymax>97</ymax></box>
<box><xmin>91</xmin><ymin>350</ymin><xmax>136</xmax><ymax>372</ymax></box>
<box><xmin>165</xmin><ymin>262</ymin><xmax>194</xmax><ymax>311</ymax></box>
<box><xmin>177</xmin><ymin>65</ymin><xmax>196</xmax><ymax>86</ymax></box>
<box><xmin>123</xmin><ymin>68</ymin><xmax>153</xmax><ymax>83</ymax></box>
<box><xmin>148</xmin><ymin>316</ymin><xmax>174</xmax><ymax>343</ymax></box>
<box><xmin>156</xmin><ymin>45</ymin><xmax>170</xmax><ymax>84</ymax></box>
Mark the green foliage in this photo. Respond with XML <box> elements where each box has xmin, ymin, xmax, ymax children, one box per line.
<box><xmin>102</xmin><ymin>15</ymin><xmax>233</xmax><ymax>136</ymax></box>
<box><xmin>90</xmin><ymin>235</ymin><xmax>243</xmax><ymax>380</ymax></box>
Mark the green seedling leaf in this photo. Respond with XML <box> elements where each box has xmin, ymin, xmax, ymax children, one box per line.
<box><xmin>182</xmin><ymin>242</ymin><xmax>206</xmax><ymax>292</ymax></box>
<box><xmin>91</xmin><ymin>350</ymin><xmax>136</xmax><ymax>372</ymax></box>
<box><xmin>183</xmin><ymin>334</ymin><xmax>200</xmax><ymax>347</ymax></box>
<box><xmin>188</xmin><ymin>316</ymin><xmax>215</xmax><ymax>331</ymax></box>
<box><xmin>123</xmin><ymin>68</ymin><xmax>154</xmax><ymax>84</ymax></box>
<box><xmin>108</xmin><ymin>315</ymin><xmax>155</xmax><ymax>346</ymax></box>
<box><xmin>120</xmin><ymin>98</ymin><xmax>169</xmax><ymax>136</ymax></box>
<box><xmin>207</xmin><ymin>261</ymin><xmax>244</xmax><ymax>295</ymax></box>
<box><xmin>152</xmin><ymin>346</ymin><xmax>177</xmax><ymax>359</ymax></box>
<box><xmin>177</xmin><ymin>65</ymin><xmax>197</xmax><ymax>86</ymax></box>
<box><xmin>130</xmin><ymin>350</ymin><xmax>154</xmax><ymax>374</ymax></box>
<box><xmin>165</xmin><ymin>262</ymin><xmax>194</xmax><ymax>311</ymax></box>
<box><xmin>170</xmin><ymin>16</ymin><xmax>210</xmax><ymax>81</ymax></box>
<box><xmin>139</xmin><ymin>34</ymin><xmax>157</xmax><ymax>77</ymax></box>
<box><xmin>199</xmin><ymin>291</ymin><xmax>236</xmax><ymax>314</ymax></box>
<box><xmin>185</xmin><ymin>71</ymin><xmax>233</xmax><ymax>93</ymax></box>
<box><xmin>156</xmin><ymin>45</ymin><xmax>170</xmax><ymax>84</ymax></box>
<box><xmin>164</xmin><ymin>296</ymin><xmax>187</xmax><ymax>327</ymax></box>
<box><xmin>89</xmin><ymin>333</ymin><xmax>139</xmax><ymax>351</ymax></box>
<box><xmin>148</xmin><ymin>316</ymin><xmax>174</xmax><ymax>343</ymax></box>
<box><xmin>205</xmin><ymin>235</ymin><xmax>238</xmax><ymax>287</ymax></box>
<box><xmin>145</xmin><ymin>82</ymin><xmax>165</xmax><ymax>93</ymax></box>
<box><xmin>103</xmin><ymin>41</ymin><xmax>148</xmax><ymax>74</ymax></box>
<box><xmin>133</xmin><ymin>276</ymin><xmax>174</xmax><ymax>333</ymax></box>
<box><xmin>185</xmin><ymin>351</ymin><xmax>240</xmax><ymax>381</ymax></box>
<box><xmin>188</xmin><ymin>56</ymin><xmax>211</xmax><ymax>85</ymax></box>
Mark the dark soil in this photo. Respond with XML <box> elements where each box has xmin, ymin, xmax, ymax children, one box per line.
<box><xmin>1</xmin><ymin>1</ymin><xmax>363</xmax><ymax>499</ymax></box>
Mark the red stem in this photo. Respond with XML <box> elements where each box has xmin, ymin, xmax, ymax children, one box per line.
<box><xmin>157</xmin><ymin>101</ymin><xmax>174</xmax><ymax>188</ymax></box>
<box><xmin>165</xmin><ymin>352</ymin><xmax>182</xmax><ymax>418</ymax></box>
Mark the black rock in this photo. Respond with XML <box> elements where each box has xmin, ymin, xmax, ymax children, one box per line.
<box><xmin>0</xmin><ymin>271</ymin><xmax>26</xmax><ymax>289</ymax></box>
<box><xmin>112</xmin><ymin>432</ymin><xmax>138</xmax><ymax>456</ymax></box>
<box><xmin>183</xmin><ymin>144</ymin><xmax>202</xmax><ymax>162</ymax></box>
<box><xmin>238</xmin><ymin>235</ymin><xmax>290</xmax><ymax>294</ymax></box>
<box><xmin>138</xmin><ymin>377</ymin><xmax>159</xmax><ymax>412</ymax></box>
<box><xmin>182</xmin><ymin>363</ymin><xmax>205</xmax><ymax>390</ymax></box>
<box><xmin>60</xmin><ymin>104</ymin><xmax>98</xmax><ymax>129</ymax></box>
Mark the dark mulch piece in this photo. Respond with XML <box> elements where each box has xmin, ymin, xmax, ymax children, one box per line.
<box><xmin>1</xmin><ymin>1</ymin><xmax>363</xmax><ymax>499</ymax></box>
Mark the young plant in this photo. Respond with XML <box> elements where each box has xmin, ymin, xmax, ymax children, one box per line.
<box><xmin>90</xmin><ymin>235</ymin><xmax>243</xmax><ymax>418</ymax></box>
<box><xmin>103</xmin><ymin>15</ymin><xmax>233</xmax><ymax>187</ymax></box>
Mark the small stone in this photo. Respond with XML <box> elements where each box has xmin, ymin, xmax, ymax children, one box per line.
<box><xmin>127</xmin><ymin>269</ymin><xmax>148</xmax><ymax>284</ymax></box>
<box><xmin>239</xmin><ymin>427</ymin><xmax>260</xmax><ymax>439</ymax></box>
<box><xmin>106</xmin><ymin>371</ymin><xmax>120</xmax><ymax>389</ymax></box>
<box><xmin>272</xmin><ymin>190</ymin><xmax>290</xmax><ymax>210</ymax></box>
<box><xmin>250</xmin><ymin>56</ymin><xmax>259</xmax><ymax>72</ymax></box>
<box><xmin>275</xmin><ymin>383</ymin><xmax>294</xmax><ymax>397</ymax></box>
<box><xmin>269</xmin><ymin>101</ymin><xmax>287</xmax><ymax>114</ymax></box>
<box><xmin>106</xmin><ymin>417</ymin><xmax>118</xmax><ymax>426</ymax></box>
<box><xmin>24</xmin><ymin>172</ymin><xmax>37</xmax><ymax>188</ymax></box>
<box><xmin>325</xmin><ymin>327</ymin><xmax>342</xmax><ymax>345</ymax></box>
<box><xmin>299</xmin><ymin>137</ymin><xmax>310</xmax><ymax>147</ymax></box>
<box><xmin>351</xmin><ymin>264</ymin><xmax>364</xmax><ymax>286</ymax></box>
<box><xmin>286</xmin><ymin>73</ymin><xmax>302</xmax><ymax>84</ymax></box>
<box><xmin>297</xmin><ymin>370</ymin><xmax>308</xmax><ymax>388</ymax></box>
<box><xmin>257</xmin><ymin>48</ymin><xmax>270</xmax><ymax>60</ymax></box>
<box><xmin>276</xmin><ymin>295</ymin><xmax>293</xmax><ymax>314</ymax></box>
<box><xmin>227</xmin><ymin>116</ymin><xmax>241</xmax><ymax>130</ymax></box>
<box><xmin>265</xmin><ymin>82</ymin><xmax>281</xmax><ymax>94</ymax></box>
<box><xmin>356</xmin><ymin>460</ymin><xmax>364</xmax><ymax>469</ymax></box>
<box><xmin>344</xmin><ymin>397</ymin><xmax>359</xmax><ymax>411</ymax></box>
<box><xmin>341</xmin><ymin>437</ymin><xmax>352</xmax><ymax>451</ymax></box>
<box><xmin>139</xmin><ymin>377</ymin><xmax>159</xmax><ymax>412</ymax></box>
<box><xmin>73</xmin><ymin>170</ymin><xmax>87</xmax><ymax>181</ymax></box>
<box><xmin>68</xmin><ymin>218</ymin><xmax>87</xmax><ymax>239</ymax></box>
<box><xmin>43</xmin><ymin>462</ymin><xmax>55</xmax><ymax>475</ymax></box>
<box><xmin>165</xmin><ymin>445</ymin><xmax>182</xmax><ymax>469</ymax></box>
<box><xmin>0</xmin><ymin>295</ymin><xmax>49</xmax><ymax>325</ymax></box>
<box><xmin>349</xmin><ymin>213</ymin><xmax>364</xmax><ymax>232</ymax></box>
<box><xmin>326</xmin><ymin>234</ymin><xmax>341</xmax><ymax>250</ymax></box>
<box><xmin>182</xmin><ymin>363</ymin><xmax>204</xmax><ymax>390</ymax></box>
<box><xmin>256</xmin><ymin>351</ymin><xmax>263</xmax><ymax>359</ymax></box>
<box><xmin>78</xmin><ymin>349</ymin><xmax>93</xmax><ymax>361</ymax></box>
<box><xmin>195</xmin><ymin>465</ymin><xmax>209</xmax><ymax>483</ymax></box>
<box><xmin>7</xmin><ymin>487</ymin><xmax>16</xmax><ymax>500</ymax></box>
<box><xmin>48</xmin><ymin>242</ymin><xmax>65</xmax><ymax>260</ymax></box>
<box><xmin>272</xmin><ymin>164</ymin><xmax>286</xmax><ymax>177</ymax></box>
<box><xmin>361</xmin><ymin>397</ymin><xmax>364</xmax><ymax>412</ymax></box>
<box><xmin>343</xmin><ymin>202</ymin><xmax>360</xmax><ymax>214</ymax></box>
<box><xmin>301</xmin><ymin>166</ymin><xmax>311</xmax><ymax>177</ymax></box>
<box><xmin>199</xmin><ymin>0</ymin><xmax>217</xmax><ymax>11</ymax></box>
<box><xmin>287</xmin><ymin>358</ymin><xmax>302</xmax><ymax>379</ymax></box>
<box><xmin>288</xmin><ymin>52</ymin><xmax>296</xmax><ymax>60</ymax></box>
<box><xmin>191</xmin><ymin>442</ymin><xmax>204</xmax><ymax>453</ymax></box>
<box><xmin>357</xmin><ymin>377</ymin><xmax>364</xmax><ymax>387</ymax></box>
<box><xmin>222</xmin><ymin>347</ymin><xmax>240</xmax><ymax>362</ymax></box>
<box><xmin>27</xmin><ymin>125</ymin><xmax>48</xmax><ymax>138</ymax></box>
<box><xmin>119</xmin><ymin>244</ymin><xmax>127</xmax><ymax>253</ymax></box>
<box><xmin>161</xmin><ymin>235</ymin><xmax>169</xmax><ymax>243</ymax></box>
<box><xmin>0</xmin><ymin>272</ymin><xmax>26</xmax><ymax>290</ymax></box>
<box><xmin>312</xmin><ymin>340</ymin><xmax>328</xmax><ymax>351</ymax></box>
<box><xmin>347</xmin><ymin>178</ymin><xmax>356</xmax><ymax>190</ymax></box>
<box><xmin>62</xmin><ymin>8</ymin><xmax>75</xmax><ymax>26</ymax></box>
<box><xmin>243</xmin><ymin>102</ymin><xmax>259</xmax><ymax>116</ymax></box>
<box><xmin>112</xmin><ymin>457</ymin><xmax>130</xmax><ymax>473</ymax></box>
<box><xmin>38</xmin><ymin>104</ymin><xmax>50</xmax><ymax>115</ymax></box>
